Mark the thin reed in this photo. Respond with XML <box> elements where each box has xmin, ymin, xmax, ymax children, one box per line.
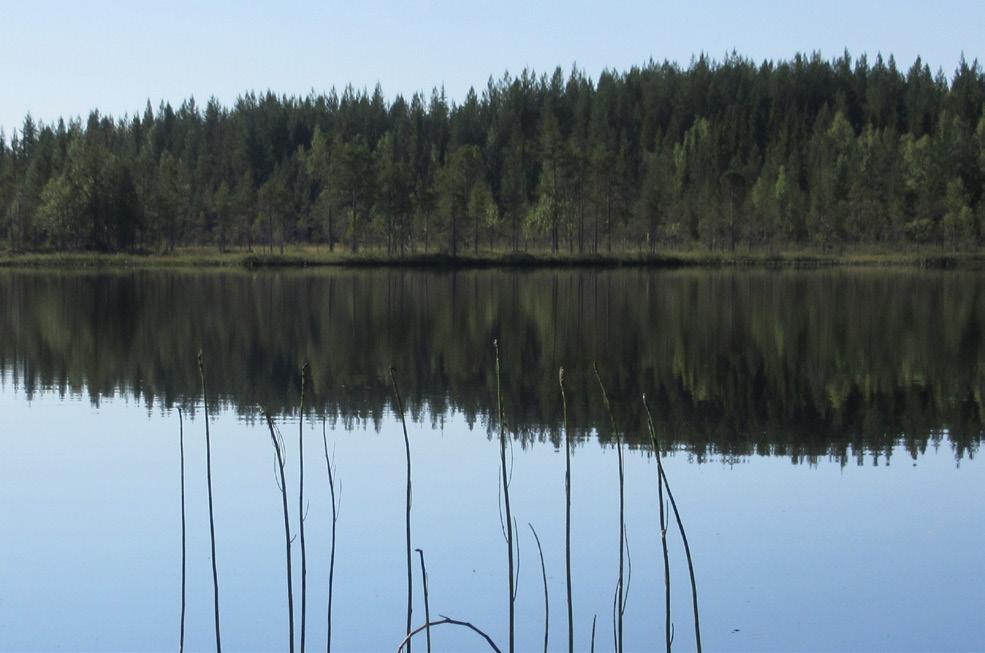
<box><xmin>643</xmin><ymin>394</ymin><xmax>702</xmax><ymax>652</ymax></box>
<box><xmin>198</xmin><ymin>351</ymin><xmax>222</xmax><ymax>653</ymax></box>
<box><xmin>494</xmin><ymin>340</ymin><xmax>516</xmax><ymax>653</ymax></box>
<box><xmin>389</xmin><ymin>367</ymin><xmax>414</xmax><ymax>652</ymax></box>
<box><xmin>322</xmin><ymin>418</ymin><xmax>341</xmax><ymax>653</ymax></box>
<box><xmin>593</xmin><ymin>362</ymin><xmax>625</xmax><ymax>653</ymax></box>
<box><xmin>298</xmin><ymin>363</ymin><xmax>309</xmax><ymax>653</ymax></box>
<box><xmin>265</xmin><ymin>412</ymin><xmax>295</xmax><ymax>653</ymax></box>
<box><xmin>559</xmin><ymin>367</ymin><xmax>574</xmax><ymax>653</ymax></box>
<box><xmin>415</xmin><ymin>549</ymin><xmax>432</xmax><ymax>653</ymax></box>
<box><xmin>529</xmin><ymin>523</ymin><xmax>549</xmax><ymax>653</ymax></box>
<box><xmin>658</xmin><ymin>433</ymin><xmax>672</xmax><ymax>652</ymax></box>
<box><xmin>170</xmin><ymin>358</ymin><xmax>704</xmax><ymax>653</ymax></box>
<box><xmin>177</xmin><ymin>407</ymin><xmax>187</xmax><ymax>653</ymax></box>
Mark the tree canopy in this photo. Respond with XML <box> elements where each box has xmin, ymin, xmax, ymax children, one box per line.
<box><xmin>2</xmin><ymin>52</ymin><xmax>985</xmax><ymax>254</ymax></box>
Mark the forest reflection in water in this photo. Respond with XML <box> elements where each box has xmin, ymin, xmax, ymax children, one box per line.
<box><xmin>2</xmin><ymin>267</ymin><xmax>985</xmax><ymax>652</ymax></box>
<box><xmin>1</xmin><ymin>266</ymin><xmax>982</xmax><ymax>463</ymax></box>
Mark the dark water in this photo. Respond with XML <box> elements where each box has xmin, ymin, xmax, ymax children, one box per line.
<box><xmin>1</xmin><ymin>268</ymin><xmax>983</xmax><ymax>651</ymax></box>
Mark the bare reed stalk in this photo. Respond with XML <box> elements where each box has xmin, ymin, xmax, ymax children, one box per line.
<box><xmin>658</xmin><ymin>431</ymin><xmax>671</xmax><ymax>652</ymax></box>
<box><xmin>415</xmin><ymin>549</ymin><xmax>432</xmax><ymax>653</ymax></box>
<box><xmin>622</xmin><ymin>525</ymin><xmax>633</xmax><ymax>636</ymax></box>
<box><xmin>397</xmin><ymin>616</ymin><xmax>502</xmax><ymax>653</ymax></box>
<box><xmin>611</xmin><ymin>581</ymin><xmax>618</xmax><ymax>653</ymax></box>
<box><xmin>389</xmin><ymin>367</ymin><xmax>413</xmax><ymax>653</ymax></box>
<box><xmin>643</xmin><ymin>394</ymin><xmax>702</xmax><ymax>653</ymax></box>
<box><xmin>198</xmin><ymin>351</ymin><xmax>222</xmax><ymax>653</ymax></box>
<box><xmin>590</xmin><ymin>615</ymin><xmax>597</xmax><ymax>653</ymax></box>
<box><xmin>266</xmin><ymin>412</ymin><xmax>295</xmax><ymax>653</ymax></box>
<box><xmin>322</xmin><ymin>418</ymin><xmax>341</xmax><ymax>653</ymax></box>
<box><xmin>298</xmin><ymin>363</ymin><xmax>309</xmax><ymax>653</ymax></box>
<box><xmin>178</xmin><ymin>407</ymin><xmax>187</xmax><ymax>653</ymax></box>
<box><xmin>529</xmin><ymin>524</ymin><xmax>549</xmax><ymax>653</ymax></box>
<box><xmin>593</xmin><ymin>363</ymin><xmax>624</xmax><ymax>653</ymax></box>
<box><xmin>559</xmin><ymin>367</ymin><xmax>574</xmax><ymax>653</ymax></box>
<box><xmin>493</xmin><ymin>340</ymin><xmax>515</xmax><ymax>653</ymax></box>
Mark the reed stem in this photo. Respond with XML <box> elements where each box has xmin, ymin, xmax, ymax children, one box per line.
<box><xmin>389</xmin><ymin>367</ymin><xmax>414</xmax><ymax>653</ymax></box>
<box><xmin>593</xmin><ymin>362</ymin><xmax>624</xmax><ymax>653</ymax></box>
<box><xmin>658</xmin><ymin>436</ymin><xmax>671</xmax><ymax>652</ymax></box>
<box><xmin>494</xmin><ymin>340</ymin><xmax>515</xmax><ymax>653</ymax></box>
<box><xmin>643</xmin><ymin>394</ymin><xmax>702</xmax><ymax>653</ymax></box>
<box><xmin>559</xmin><ymin>367</ymin><xmax>574</xmax><ymax>653</ymax></box>
<box><xmin>529</xmin><ymin>523</ymin><xmax>549</xmax><ymax>653</ymax></box>
<box><xmin>178</xmin><ymin>407</ymin><xmax>186</xmax><ymax>653</ymax></box>
<box><xmin>298</xmin><ymin>363</ymin><xmax>309</xmax><ymax>653</ymax></box>
<box><xmin>198</xmin><ymin>351</ymin><xmax>222</xmax><ymax>653</ymax></box>
<box><xmin>265</xmin><ymin>413</ymin><xmax>295</xmax><ymax>653</ymax></box>
<box><xmin>322</xmin><ymin>418</ymin><xmax>340</xmax><ymax>653</ymax></box>
<box><xmin>415</xmin><ymin>549</ymin><xmax>432</xmax><ymax>653</ymax></box>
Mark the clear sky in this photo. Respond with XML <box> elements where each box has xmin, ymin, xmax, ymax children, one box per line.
<box><xmin>2</xmin><ymin>0</ymin><xmax>983</xmax><ymax>134</ymax></box>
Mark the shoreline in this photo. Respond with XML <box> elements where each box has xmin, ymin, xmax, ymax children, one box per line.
<box><xmin>1</xmin><ymin>248</ymin><xmax>984</xmax><ymax>270</ymax></box>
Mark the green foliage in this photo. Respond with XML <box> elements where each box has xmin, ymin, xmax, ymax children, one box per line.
<box><xmin>2</xmin><ymin>53</ymin><xmax>985</xmax><ymax>253</ymax></box>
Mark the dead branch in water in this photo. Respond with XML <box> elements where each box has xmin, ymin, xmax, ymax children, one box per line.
<box><xmin>396</xmin><ymin>616</ymin><xmax>502</xmax><ymax>653</ymax></box>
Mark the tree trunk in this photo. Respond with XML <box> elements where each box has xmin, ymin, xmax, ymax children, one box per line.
<box><xmin>350</xmin><ymin>190</ymin><xmax>357</xmax><ymax>253</ymax></box>
<box><xmin>451</xmin><ymin>211</ymin><xmax>458</xmax><ymax>257</ymax></box>
<box><xmin>552</xmin><ymin>211</ymin><xmax>559</xmax><ymax>254</ymax></box>
<box><xmin>328</xmin><ymin>207</ymin><xmax>334</xmax><ymax>252</ymax></box>
<box><xmin>649</xmin><ymin>212</ymin><xmax>656</xmax><ymax>254</ymax></box>
<box><xmin>606</xmin><ymin>193</ymin><xmax>612</xmax><ymax>253</ymax></box>
<box><xmin>512</xmin><ymin>210</ymin><xmax>519</xmax><ymax>252</ymax></box>
<box><xmin>729</xmin><ymin>192</ymin><xmax>736</xmax><ymax>254</ymax></box>
<box><xmin>578</xmin><ymin>196</ymin><xmax>585</xmax><ymax>254</ymax></box>
<box><xmin>593</xmin><ymin>206</ymin><xmax>599</xmax><ymax>254</ymax></box>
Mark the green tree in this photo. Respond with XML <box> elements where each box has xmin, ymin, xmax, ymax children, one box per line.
<box><xmin>941</xmin><ymin>177</ymin><xmax>975</xmax><ymax>250</ymax></box>
<box><xmin>329</xmin><ymin>136</ymin><xmax>373</xmax><ymax>253</ymax></box>
<box><xmin>438</xmin><ymin>144</ymin><xmax>481</xmax><ymax>256</ymax></box>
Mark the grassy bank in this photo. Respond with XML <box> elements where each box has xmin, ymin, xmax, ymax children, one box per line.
<box><xmin>2</xmin><ymin>246</ymin><xmax>985</xmax><ymax>270</ymax></box>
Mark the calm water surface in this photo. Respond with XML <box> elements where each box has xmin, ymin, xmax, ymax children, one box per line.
<box><xmin>1</xmin><ymin>268</ymin><xmax>983</xmax><ymax>651</ymax></box>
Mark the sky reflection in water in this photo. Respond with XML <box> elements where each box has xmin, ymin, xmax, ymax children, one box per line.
<box><xmin>1</xmin><ymin>387</ymin><xmax>982</xmax><ymax>651</ymax></box>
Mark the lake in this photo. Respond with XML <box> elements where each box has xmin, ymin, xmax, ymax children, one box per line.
<box><xmin>1</xmin><ymin>267</ymin><xmax>983</xmax><ymax>652</ymax></box>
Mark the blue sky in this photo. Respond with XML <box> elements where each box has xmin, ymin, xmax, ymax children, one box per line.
<box><xmin>2</xmin><ymin>0</ymin><xmax>983</xmax><ymax>134</ymax></box>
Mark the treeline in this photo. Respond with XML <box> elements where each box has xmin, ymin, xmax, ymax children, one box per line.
<box><xmin>2</xmin><ymin>52</ymin><xmax>985</xmax><ymax>255</ymax></box>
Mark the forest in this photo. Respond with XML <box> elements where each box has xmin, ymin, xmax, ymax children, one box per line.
<box><xmin>1</xmin><ymin>52</ymin><xmax>984</xmax><ymax>256</ymax></box>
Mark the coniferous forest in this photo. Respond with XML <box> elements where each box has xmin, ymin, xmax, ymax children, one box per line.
<box><xmin>2</xmin><ymin>52</ymin><xmax>985</xmax><ymax>256</ymax></box>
